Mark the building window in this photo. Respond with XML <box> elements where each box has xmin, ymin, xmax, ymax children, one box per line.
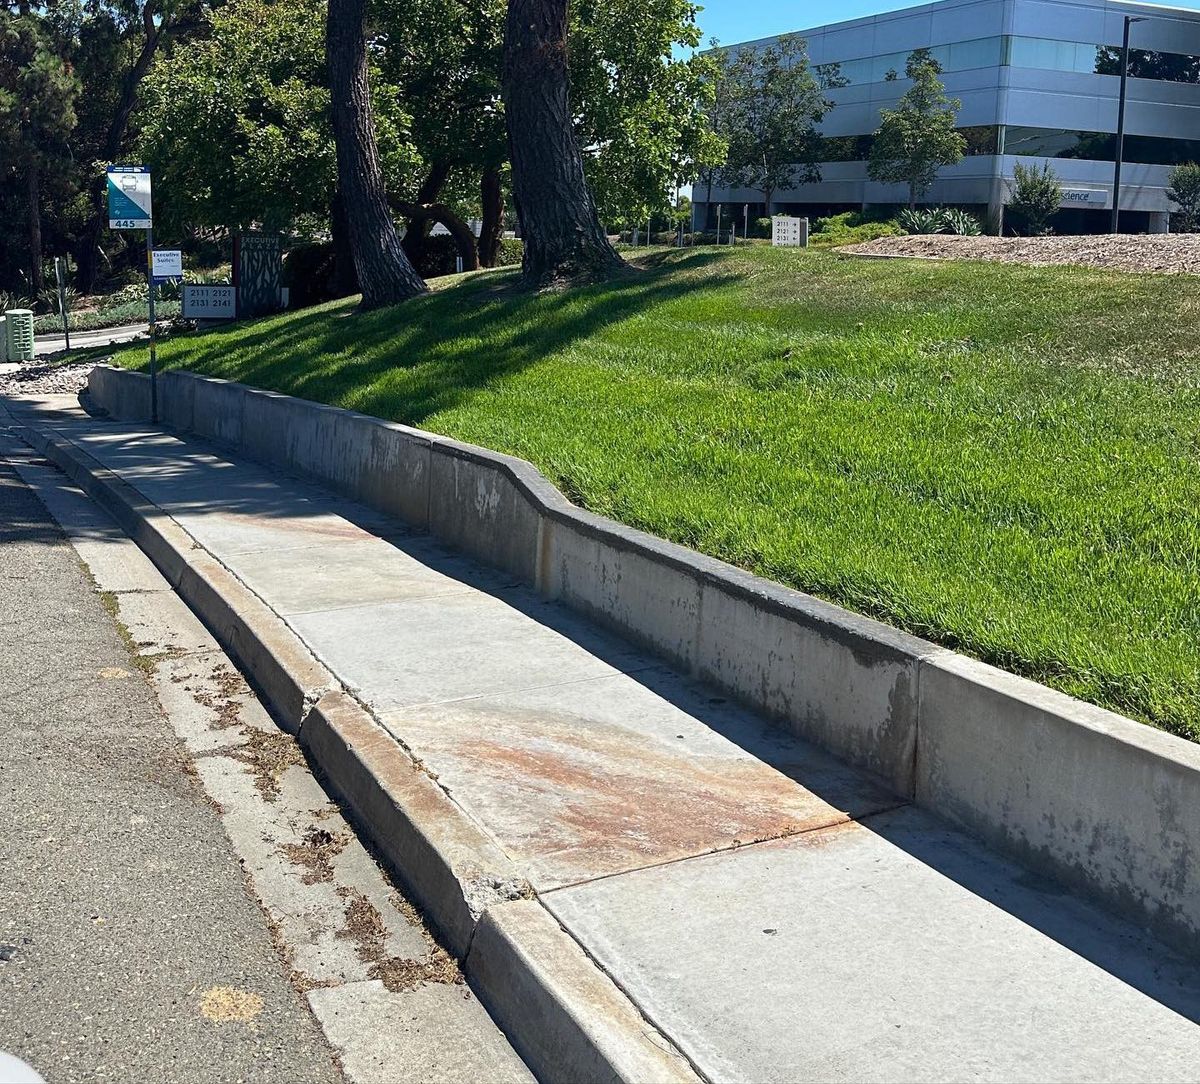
<box><xmin>815</xmin><ymin>126</ymin><xmax>998</xmax><ymax>163</ymax></box>
<box><xmin>1007</xmin><ymin>36</ymin><xmax>1200</xmax><ymax>84</ymax></box>
<box><xmin>815</xmin><ymin>36</ymin><xmax>1005</xmax><ymax>88</ymax></box>
<box><xmin>1004</xmin><ymin>126</ymin><xmax>1200</xmax><ymax>165</ymax></box>
<box><xmin>811</xmin><ymin>35</ymin><xmax>1200</xmax><ymax>90</ymax></box>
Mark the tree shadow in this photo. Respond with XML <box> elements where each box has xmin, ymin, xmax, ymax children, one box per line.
<box><xmin>96</xmin><ymin>251</ymin><xmax>735</xmax><ymax>427</ymax></box>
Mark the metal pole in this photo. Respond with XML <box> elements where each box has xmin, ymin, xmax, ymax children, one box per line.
<box><xmin>55</xmin><ymin>257</ymin><xmax>70</xmax><ymax>352</ymax></box>
<box><xmin>1111</xmin><ymin>16</ymin><xmax>1139</xmax><ymax>234</ymax></box>
<box><xmin>146</xmin><ymin>228</ymin><xmax>158</xmax><ymax>424</ymax></box>
<box><xmin>716</xmin><ymin>204</ymin><xmax>722</xmax><ymax>247</ymax></box>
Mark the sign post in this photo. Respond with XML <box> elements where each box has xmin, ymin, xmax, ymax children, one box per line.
<box><xmin>54</xmin><ymin>257</ymin><xmax>70</xmax><ymax>351</ymax></box>
<box><xmin>107</xmin><ymin>165</ymin><xmax>157</xmax><ymax>422</ymax></box>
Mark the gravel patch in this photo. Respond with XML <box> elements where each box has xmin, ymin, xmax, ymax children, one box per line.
<box><xmin>0</xmin><ymin>361</ymin><xmax>93</xmax><ymax>396</ymax></box>
<box><xmin>841</xmin><ymin>234</ymin><xmax>1200</xmax><ymax>274</ymax></box>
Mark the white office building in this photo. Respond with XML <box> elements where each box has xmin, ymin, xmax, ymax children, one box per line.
<box><xmin>698</xmin><ymin>0</ymin><xmax>1200</xmax><ymax>232</ymax></box>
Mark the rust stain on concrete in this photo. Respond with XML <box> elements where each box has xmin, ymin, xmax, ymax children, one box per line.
<box><xmin>390</xmin><ymin>703</ymin><xmax>891</xmax><ymax>887</ymax></box>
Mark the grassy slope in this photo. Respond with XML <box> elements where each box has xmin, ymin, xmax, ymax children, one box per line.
<box><xmin>100</xmin><ymin>247</ymin><xmax>1200</xmax><ymax>740</ymax></box>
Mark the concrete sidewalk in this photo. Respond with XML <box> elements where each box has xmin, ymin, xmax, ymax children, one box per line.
<box><xmin>9</xmin><ymin>393</ymin><xmax>1200</xmax><ymax>1083</ymax></box>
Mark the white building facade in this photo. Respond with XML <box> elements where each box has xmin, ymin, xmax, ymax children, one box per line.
<box><xmin>698</xmin><ymin>0</ymin><xmax>1200</xmax><ymax>232</ymax></box>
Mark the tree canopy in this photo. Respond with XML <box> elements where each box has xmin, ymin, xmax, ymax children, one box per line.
<box><xmin>717</xmin><ymin>35</ymin><xmax>831</xmax><ymax>212</ymax></box>
<box><xmin>868</xmin><ymin>49</ymin><xmax>965</xmax><ymax>208</ymax></box>
<box><xmin>0</xmin><ymin>11</ymin><xmax>78</xmax><ymax>294</ymax></box>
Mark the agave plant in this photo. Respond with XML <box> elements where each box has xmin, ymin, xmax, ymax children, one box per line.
<box><xmin>898</xmin><ymin>208</ymin><xmax>946</xmax><ymax>235</ymax></box>
<box><xmin>0</xmin><ymin>290</ymin><xmax>35</xmax><ymax>313</ymax></box>
<box><xmin>940</xmin><ymin>208</ymin><xmax>982</xmax><ymax>236</ymax></box>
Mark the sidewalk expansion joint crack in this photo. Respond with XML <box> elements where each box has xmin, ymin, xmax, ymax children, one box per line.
<box><xmin>539</xmin><ymin>798</ymin><xmax>913</xmax><ymax>897</ymax></box>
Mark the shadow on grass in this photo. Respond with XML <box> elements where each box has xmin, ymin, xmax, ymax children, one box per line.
<box><xmin>99</xmin><ymin>251</ymin><xmax>735</xmax><ymax>427</ymax></box>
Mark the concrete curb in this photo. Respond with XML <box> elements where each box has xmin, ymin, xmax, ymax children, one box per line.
<box><xmin>466</xmin><ymin>900</ymin><xmax>702</xmax><ymax>1084</ymax></box>
<box><xmin>82</xmin><ymin>364</ymin><xmax>1200</xmax><ymax>959</ymax></box>
<box><xmin>14</xmin><ymin>415</ymin><xmax>695</xmax><ymax>1084</ymax></box>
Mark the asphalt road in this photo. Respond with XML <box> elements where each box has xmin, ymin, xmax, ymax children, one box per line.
<box><xmin>0</xmin><ymin>455</ymin><xmax>343</xmax><ymax>1083</ymax></box>
<box><xmin>33</xmin><ymin>323</ymin><xmax>145</xmax><ymax>357</ymax></box>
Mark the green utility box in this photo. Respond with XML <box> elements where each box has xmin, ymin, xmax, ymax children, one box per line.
<box><xmin>0</xmin><ymin>316</ymin><xmax>8</xmax><ymax>363</ymax></box>
<box><xmin>4</xmin><ymin>308</ymin><xmax>34</xmax><ymax>362</ymax></box>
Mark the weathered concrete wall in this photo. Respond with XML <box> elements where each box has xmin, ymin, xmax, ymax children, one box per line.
<box><xmin>86</xmin><ymin>364</ymin><xmax>1200</xmax><ymax>958</ymax></box>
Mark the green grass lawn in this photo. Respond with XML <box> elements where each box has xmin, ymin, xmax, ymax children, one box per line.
<box><xmin>96</xmin><ymin>246</ymin><xmax>1200</xmax><ymax>741</ymax></box>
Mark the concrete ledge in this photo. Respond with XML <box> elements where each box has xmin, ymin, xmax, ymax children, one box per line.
<box><xmin>82</xmin><ymin>364</ymin><xmax>1200</xmax><ymax>957</ymax></box>
<box><xmin>299</xmin><ymin>691</ymin><xmax>529</xmax><ymax>958</ymax></box>
<box><xmin>919</xmin><ymin>653</ymin><xmax>1200</xmax><ymax>957</ymax></box>
<box><xmin>466</xmin><ymin>899</ymin><xmax>702</xmax><ymax>1084</ymax></box>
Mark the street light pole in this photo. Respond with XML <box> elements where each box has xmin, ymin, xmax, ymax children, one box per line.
<box><xmin>1111</xmin><ymin>15</ymin><xmax>1146</xmax><ymax>233</ymax></box>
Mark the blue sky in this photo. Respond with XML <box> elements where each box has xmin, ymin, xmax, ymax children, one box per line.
<box><xmin>692</xmin><ymin>0</ymin><xmax>1200</xmax><ymax>46</ymax></box>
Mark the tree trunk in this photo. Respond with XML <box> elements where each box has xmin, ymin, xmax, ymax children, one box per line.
<box><xmin>390</xmin><ymin>197</ymin><xmax>480</xmax><ymax>271</ymax></box>
<box><xmin>502</xmin><ymin>0</ymin><xmax>624</xmax><ymax>288</ymax></box>
<box><xmin>400</xmin><ymin>160</ymin><xmax>451</xmax><ymax>269</ymax></box>
<box><xmin>27</xmin><ymin>158</ymin><xmax>43</xmax><ymax>297</ymax></box>
<box><xmin>908</xmin><ymin>183</ymin><xmax>917</xmax><ymax>211</ymax></box>
<box><xmin>479</xmin><ymin>168</ymin><xmax>505</xmax><ymax>267</ymax></box>
<box><xmin>330</xmin><ymin>187</ymin><xmax>359</xmax><ymax>297</ymax></box>
<box><xmin>327</xmin><ymin>0</ymin><xmax>427</xmax><ymax>308</ymax></box>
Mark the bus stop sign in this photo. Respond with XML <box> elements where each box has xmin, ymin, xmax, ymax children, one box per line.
<box><xmin>107</xmin><ymin>166</ymin><xmax>152</xmax><ymax>230</ymax></box>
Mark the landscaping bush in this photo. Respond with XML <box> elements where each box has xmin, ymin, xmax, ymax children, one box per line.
<box><xmin>810</xmin><ymin>211</ymin><xmax>904</xmax><ymax>246</ymax></box>
<box><xmin>940</xmin><ymin>208</ymin><xmax>982</xmax><ymax>236</ymax></box>
<box><xmin>32</xmin><ymin>300</ymin><xmax>180</xmax><ymax>335</ymax></box>
<box><xmin>1167</xmin><ymin>162</ymin><xmax>1200</xmax><ymax>233</ymax></box>
<box><xmin>753</xmin><ymin>217</ymin><xmax>774</xmax><ymax>238</ymax></box>
<box><xmin>496</xmin><ymin>237</ymin><xmax>523</xmax><ymax>266</ymax></box>
<box><xmin>1008</xmin><ymin>162</ymin><xmax>1063</xmax><ymax>236</ymax></box>
<box><xmin>898</xmin><ymin>208</ymin><xmax>946</xmax><ymax>234</ymax></box>
<box><xmin>1</xmin><ymin>290</ymin><xmax>34</xmax><ymax>312</ymax></box>
<box><xmin>283</xmin><ymin>241</ymin><xmax>338</xmax><ymax>308</ymax></box>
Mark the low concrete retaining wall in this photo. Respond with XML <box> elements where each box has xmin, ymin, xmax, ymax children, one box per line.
<box><xmin>87</xmin><ymin>364</ymin><xmax>1200</xmax><ymax>958</ymax></box>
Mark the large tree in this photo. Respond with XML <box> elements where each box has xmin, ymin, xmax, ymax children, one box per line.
<box><xmin>569</xmin><ymin>0</ymin><xmax>723</xmax><ymax>228</ymax></box>
<box><xmin>720</xmin><ymin>34</ymin><xmax>831</xmax><ymax>214</ymax></box>
<box><xmin>502</xmin><ymin>0</ymin><xmax>623</xmax><ymax>287</ymax></box>
<box><xmin>67</xmin><ymin>1</ymin><xmax>207</xmax><ymax>292</ymax></box>
<box><xmin>326</xmin><ymin>0</ymin><xmax>428</xmax><ymax>307</ymax></box>
<box><xmin>868</xmin><ymin>49</ymin><xmax>966</xmax><ymax>209</ymax></box>
<box><xmin>0</xmin><ymin>12</ymin><xmax>78</xmax><ymax>296</ymax></box>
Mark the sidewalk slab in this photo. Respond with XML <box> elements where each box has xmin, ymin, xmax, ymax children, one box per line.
<box><xmin>10</xmin><ymin>394</ymin><xmax>1200</xmax><ymax>1084</ymax></box>
<box><xmin>289</xmin><ymin>590</ymin><xmax>652</xmax><ymax>712</ymax></box>
<box><xmin>378</xmin><ymin>667</ymin><xmax>900</xmax><ymax>890</ymax></box>
<box><xmin>543</xmin><ymin>806</ymin><xmax>1200</xmax><ymax>1084</ymax></box>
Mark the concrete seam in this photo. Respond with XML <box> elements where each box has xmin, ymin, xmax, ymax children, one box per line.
<box><xmin>540</xmin><ymin>799</ymin><xmax>913</xmax><ymax>897</ymax></box>
<box><xmin>533</xmin><ymin>899</ymin><xmax>714</xmax><ymax>1084</ymax></box>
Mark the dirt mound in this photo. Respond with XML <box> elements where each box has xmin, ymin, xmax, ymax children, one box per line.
<box><xmin>841</xmin><ymin>233</ymin><xmax>1200</xmax><ymax>275</ymax></box>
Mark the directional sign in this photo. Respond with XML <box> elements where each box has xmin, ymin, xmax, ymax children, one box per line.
<box><xmin>107</xmin><ymin>165</ymin><xmax>152</xmax><ymax>229</ymax></box>
<box><xmin>182</xmin><ymin>284</ymin><xmax>236</xmax><ymax>320</ymax></box>
<box><xmin>151</xmin><ymin>249</ymin><xmax>183</xmax><ymax>281</ymax></box>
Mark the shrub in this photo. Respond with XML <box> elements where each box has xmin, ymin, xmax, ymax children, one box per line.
<box><xmin>898</xmin><ymin>208</ymin><xmax>946</xmax><ymax>234</ymax></box>
<box><xmin>940</xmin><ymin>208</ymin><xmax>982</xmax><ymax>236</ymax></box>
<box><xmin>1008</xmin><ymin>162</ymin><xmax>1063</xmax><ymax>236</ymax></box>
<box><xmin>32</xmin><ymin>300</ymin><xmax>180</xmax><ymax>335</ymax></box>
<box><xmin>283</xmin><ymin>241</ymin><xmax>338</xmax><ymax>308</ymax></box>
<box><xmin>495</xmin><ymin>237</ymin><xmax>523</xmax><ymax>266</ymax></box>
<box><xmin>1167</xmin><ymin>162</ymin><xmax>1200</xmax><ymax>233</ymax></box>
<box><xmin>1</xmin><ymin>290</ymin><xmax>34</xmax><ymax>312</ymax></box>
<box><xmin>754</xmin><ymin>216</ymin><xmax>774</xmax><ymax>238</ymax></box>
<box><xmin>38</xmin><ymin>285</ymin><xmax>80</xmax><ymax>313</ymax></box>
<box><xmin>810</xmin><ymin>212</ymin><xmax>904</xmax><ymax>246</ymax></box>
<box><xmin>100</xmin><ymin>283</ymin><xmax>148</xmax><ymax>310</ymax></box>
